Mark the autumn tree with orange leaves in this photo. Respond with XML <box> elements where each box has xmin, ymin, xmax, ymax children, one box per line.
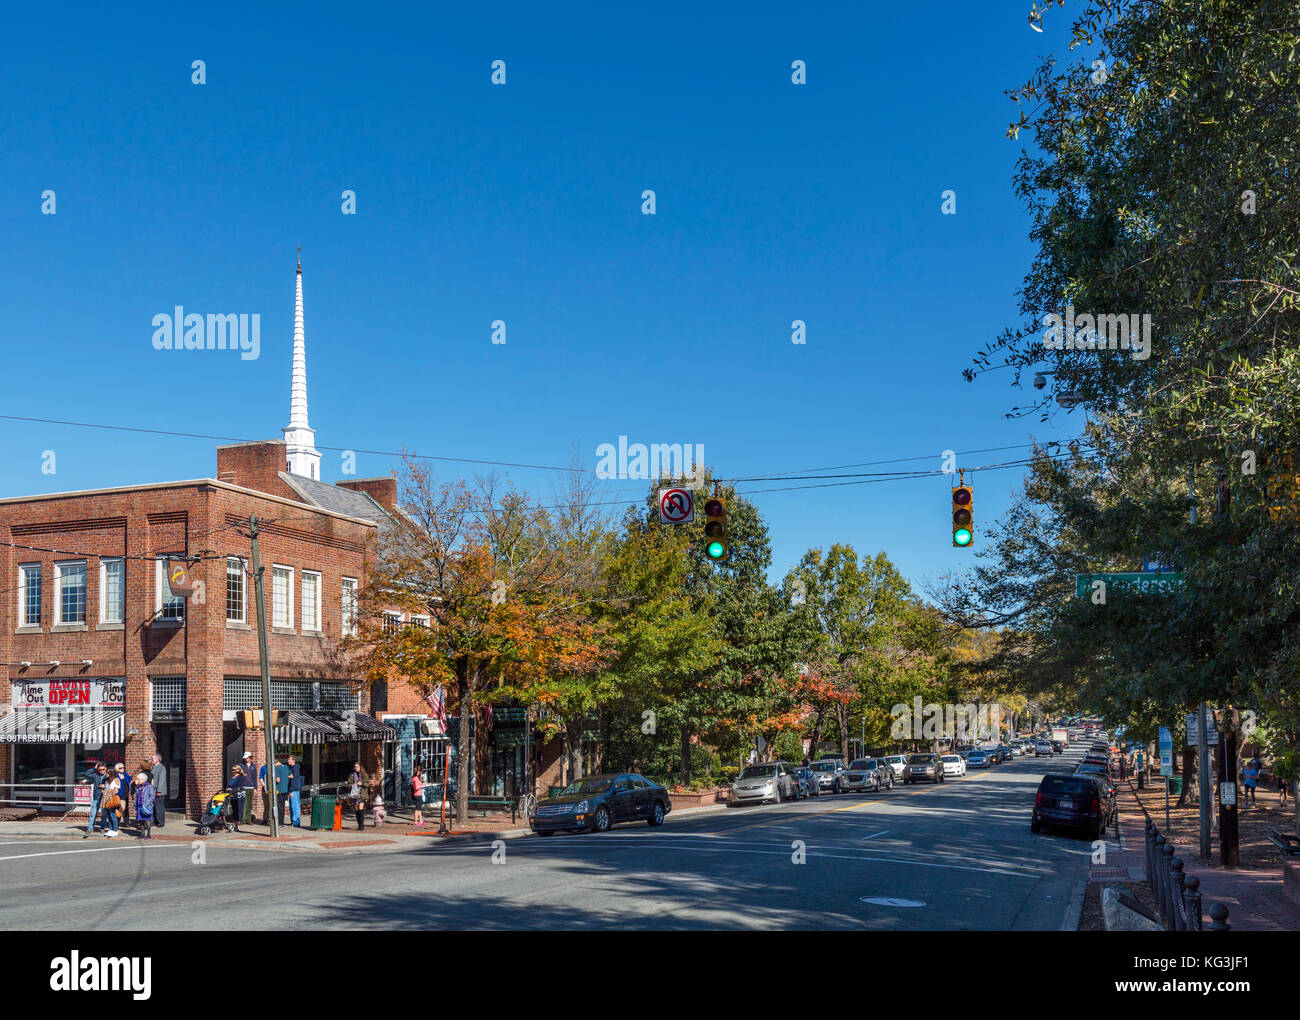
<box><xmin>348</xmin><ymin>460</ymin><xmax>607</xmax><ymax>821</ymax></box>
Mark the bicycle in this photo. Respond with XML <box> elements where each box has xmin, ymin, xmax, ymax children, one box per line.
<box><xmin>517</xmin><ymin>792</ymin><xmax>538</xmax><ymax>818</ymax></box>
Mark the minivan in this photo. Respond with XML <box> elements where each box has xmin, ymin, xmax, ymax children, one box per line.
<box><xmin>1031</xmin><ymin>774</ymin><xmax>1112</xmax><ymax>839</ymax></box>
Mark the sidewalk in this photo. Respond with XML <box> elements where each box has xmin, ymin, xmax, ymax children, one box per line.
<box><xmin>1116</xmin><ymin>776</ymin><xmax>1300</xmax><ymax>931</ymax></box>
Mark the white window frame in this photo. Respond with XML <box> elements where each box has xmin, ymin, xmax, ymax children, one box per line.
<box><xmin>301</xmin><ymin>570</ymin><xmax>322</xmax><ymax>632</ymax></box>
<box><xmin>99</xmin><ymin>558</ymin><xmax>125</xmax><ymax>624</ymax></box>
<box><xmin>382</xmin><ymin>611</ymin><xmax>403</xmax><ymax>633</ymax></box>
<box><xmin>272</xmin><ymin>565</ymin><xmax>294</xmax><ymax>629</ymax></box>
<box><xmin>18</xmin><ymin>563</ymin><xmax>41</xmax><ymax>627</ymax></box>
<box><xmin>408</xmin><ymin>614</ymin><xmax>430</xmax><ymax>629</ymax></box>
<box><xmin>55</xmin><ymin>560</ymin><xmax>88</xmax><ymax>625</ymax></box>
<box><xmin>341</xmin><ymin>577</ymin><xmax>358</xmax><ymax>637</ymax></box>
<box><xmin>226</xmin><ymin>557</ymin><xmax>246</xmax><ymax>623</ymax></box>
<box><xmin>154</xmin><ymin>557</ymin><xmax>186</xmax><ymax>623</ymax></box>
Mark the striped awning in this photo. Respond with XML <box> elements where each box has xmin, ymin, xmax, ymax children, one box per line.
<box><xmin>0</xmin><ymin>708</ymin><xmax>126</xmax><ymax>744</ymax></box>
<box><xmin>273</xmin><ymin>710</ymin><xmax>397</xmax><ymax>745</ymax></box>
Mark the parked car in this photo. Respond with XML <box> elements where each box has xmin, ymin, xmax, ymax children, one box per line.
<box><xmin>729</xmin><ymin>762</ymin><xmax>797</xmax><ymax>806</ymax></box>
<box><xmin>966</xmin><ymin>749</ymin><xmax>992</xmax><ymax>769</ymax></box>
<box><xmin>841</xmin><ymin>760</ymin><xmax>882</xmax><ymax>793</ymax></box>
<box><xmin>531</xmin><ymin>773</ymin><xmax>671</xmax><ymax>835</ymax></box>
<box><xmin>809</xmin><ymin>758</ymin><xmax>846</xmax><ymax>794</ymax></box>
<box><xmin>1033</xmin><ymin>741</ymin><xmax>1053</xmax><ymax>757</ymax></box>
<box><xmin>940</xmin><ymin>753</ymin><xmax>966</xmax><ymax>777</ymax></box>
<box><xmin>903</xmin><ymin>753</ymin><xmax>946</xmax><ymax>784</ymax></box>
<box><xmin>789</xmin><ymin>766</ymin><xmax>821</xmax><ymax>799</ymax></box>
<box><xmin>1031</xmin><ymin>773</ymin><xmax>1113</xmax><ymax>839</ymax></box>
<box><xmin>882</xmin><ymin>754</ymin><xmax>908</xmax><ymax>780</ymax></box>
<box><xmin>1050</xmin><ymin>740</ymin><xmax>1065</xmax><ymax>754</ymax></box>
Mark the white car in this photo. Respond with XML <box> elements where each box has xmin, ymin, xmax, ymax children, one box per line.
<box><xmin>941</xmin><ymin>753</ymin><xmax>966</xmax><ymax>777</ymax></box>
<box><xmin>883</xmin><ymin>754</ymin><xmax>907</xmax><ymax>780</ymax></box>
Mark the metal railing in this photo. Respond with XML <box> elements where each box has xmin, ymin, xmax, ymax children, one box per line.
<box><xmin>1144</xmin><ymin>820</ymin><xmax>1231</xmax><ymax>931</ymax></box>
<box><xmin>0</xmin><ymin>781</ymin><xmax>91</xmax><ymax>812</ymax></box>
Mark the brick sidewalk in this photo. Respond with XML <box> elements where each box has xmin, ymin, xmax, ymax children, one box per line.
<box><xmin>1116</xmin><ymin>776</ymin><xmax>1300</xmax><ymax>931</ymax></box>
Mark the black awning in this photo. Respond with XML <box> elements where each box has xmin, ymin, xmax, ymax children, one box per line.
<box><xmin>273</xmin><ymin>710</ymin><xmax>397</xmax><ymax>745</ymax></box>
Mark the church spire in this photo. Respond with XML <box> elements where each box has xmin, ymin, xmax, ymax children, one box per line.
<box><xmin>283</xmin><ymin>249</ymin><xmax>321</xmax><ymax>480</ymax></box>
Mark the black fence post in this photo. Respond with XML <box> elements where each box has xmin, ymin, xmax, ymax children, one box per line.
<box><xmin>1153</xmin><ymin>834</ymin><xmax>1167</xmax><ymax>917</ymax></box>
<box><xmin>1208</xmin><ymin>902</ymin><xmax>1231</xmax><ymax>931</ymax></box>
<box><xmin>1169</xmin><ymin>858</ymin><xmax>1186</xmax><ymax>931</ymax></box>
<box><xmin>1161</xmin><ymin>844</ymin><xmax>1176</xmax><ymax>930</ymax></box>
<box><xmin>1184</xmin><ymin>875</ymin><xmax>1202</xmax><ymax>932</ymax></box>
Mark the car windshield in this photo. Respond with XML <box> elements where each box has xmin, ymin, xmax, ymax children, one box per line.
<box><xmin>907</xmin><ymin>755</ymin><xmax>932</xmax><ymax>764</ymax></box>
<box><xmin>1041</xmin><ymin>776</ymin><xmax>1097</xmax><ymax>796</ymax></box>
<box><xmin>739</xmin><ymin>765</ymin><xmax>777</xmax><ymax>779</ymax></box>
<box><xmin>811</xmin><ymin>762</ymin><xmax>838</xmax><ymax>772</ymax></box>
<box><xmin>850</xmin><ymin>760</ymin><xmax>874</xmax><ymax>769</ymax></box>
<box><xmin>559</xmin><ymin>777</ymin><xmax>613</xmax><ymax>796</ymax></box>
<box><xmin>942</xmin><ymin>755</ymin><xmax>959</xmax><ymax>762</ymax></box>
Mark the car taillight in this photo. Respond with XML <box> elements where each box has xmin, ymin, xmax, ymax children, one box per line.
<box><xmin>1035</xmin><ymin>791</ymin><xmax>1043</xmax><ymax>806</ymax></box>
<box><xmin>1091</xmin><ymin>798</ymin><xmax>1099</xmax><ymax>814</ymax></box>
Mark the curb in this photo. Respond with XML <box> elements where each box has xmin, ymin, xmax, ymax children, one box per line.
<box><xmin>1061</xmin><ymin>879</ymin><xmax>1086</xmax><ymax>931</ymax></box>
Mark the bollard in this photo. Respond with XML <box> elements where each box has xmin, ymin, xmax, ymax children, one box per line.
<box><xmin>1169</xmin><ymin>858</ymin><xmax>1186</xmax><ymax>931</ymax></box>
<box><xmin>1184</xmin><ymin>875</ymin><xmax>1203</xmax><ymax>932</ymax></box>
<box><xmin>1207</xmin><ymin>902</ymin><xmax>1231</xmax><ymax>931</ymax></box>
<box><xmin>1161</xmin><ymin>844</ymin><xmax>1176</xmax><ymax>929</ymax></box>
<box><xmin>1153</xmin><ymin>835</ymin><xmax>1167</xmax><ymax>913</ymax></box>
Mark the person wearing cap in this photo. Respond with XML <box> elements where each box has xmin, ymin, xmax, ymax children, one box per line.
<box><xmin>227</xmin><ymin>765</ymin><xmax>246</xmax><ymax>832</ymax></box>
<box><xmin>237</xmin><ymin>751</ymin><xmax>258</xmax><ymax>826</ymax></box>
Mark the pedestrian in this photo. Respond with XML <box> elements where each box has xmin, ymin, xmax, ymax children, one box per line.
<box><xmin>134</xmin><ymin>772</ymin><xmax>156</xmax><ymax>839</ymax></box>
<box><xmin>113</xmin><ymin>763</ymin><xmax>131</xmax><ymax>826</ymax></box>
<box><xmin>1278</xmin><ymin>771</ymin><xmax>1290</xmax><ymax>807</ymax></box>
<box><xmin>82</xmin><ymin>762</ymin><xmax>109</xmax><ymax>838</ymax></box>
<box><xmin>286</xmin><ymin>755</ymin><xmax>303</xmax><ymax>827</ymax></box>
<box><xmin>265</xmin><ymin>757</ymin><xmax>291</xmax><ymax>826</ymax></box>
<box><xmin>347</xmin><ymin>762</ymin><xmax>369</xmax><ymax>830</ymax></box>
<box><xmin>1242</xmin><ymin>757</ymin><xmax>1260</xmax><ymax>806</ymax></box>
<box><xmin>237</xmin><ymin>751</ymin><xmax>257</xmax><ymax>827</ymax></box>
<box><xmin>149</xmin><ymin>753</ymin><xmax>167</xmax><ymax>828</ymax></box>
<box><xmin>99</xmin><ymin>770</ymin><xmax>123</xmax><ymax>837</ymax></box>
<box><xmin>410</xmin><ymin>770</ymin><xmax>425</xmax><ymax>827</ymax></box>
<box><xmin>227</xmin><ymin>765</ymin><xmax>247</xmax><ymax>832</ymax></box>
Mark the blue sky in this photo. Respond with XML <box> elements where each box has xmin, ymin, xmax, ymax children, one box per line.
<box><xmin>0</xmin><ymin>1</ymin><xmax>1087</xmax><ymax>591</ymax></box>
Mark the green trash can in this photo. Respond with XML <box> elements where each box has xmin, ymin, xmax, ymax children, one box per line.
<box><xmin>310</xmin><ymin>796</ymin><xmax>337</xmax><ymax>830</ymax></box>
<box><xmin>241</xmin><ymin>792</ymin><xmax>253</xmax><ymax>825</ymax></box>
<box><xmin>1167</xmin><ymin>776</ymin><xmax>1183</xmax><ymax>797</ymax></box>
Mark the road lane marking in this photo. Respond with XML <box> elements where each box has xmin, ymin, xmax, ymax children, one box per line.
<box><xmin>862</xmin><ymin>830</ymin><xmax>890</xmax><ymax>840</ymax></box>
<box><xmin>0</xmin><ymin>845</ymin><xmax>190</xmax><ymax>863</ymax></box>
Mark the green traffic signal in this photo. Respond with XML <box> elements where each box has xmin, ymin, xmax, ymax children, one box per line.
<box><xmin>953</xmin><ymin>527</ymin><xmax>973</xmax><ymax>547</ymax></box>
<box><xmin>706</xmin><ymin>540</ymin><xmax>725</xmax><ymax>559</ymax></box>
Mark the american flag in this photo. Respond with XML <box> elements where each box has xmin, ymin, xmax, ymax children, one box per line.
<box><xmin>427</xmin><ymin>686</ymin><xmax>447</xmax><ymax>730</ymax></box>
<box><xmin>480</xmin><ymin>701</ymin><xmax>494</xmax><ymax>735</ymax></box>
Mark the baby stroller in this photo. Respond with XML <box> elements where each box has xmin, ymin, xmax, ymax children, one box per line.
<box><xmin>195</xmin><ymin>789</ymin><xmax>236</xmax><ymax>836</ymax></box>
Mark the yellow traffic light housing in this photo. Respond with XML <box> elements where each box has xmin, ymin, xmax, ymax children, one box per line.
<box><xmin>704</xmin><ymin>496</ymin><xmax>727</xmax><ymax>561</ymax></box>
<box><xmin>952</xmin><ymin>484</ymin><xmax>973</xmax><ymax>547</ymax></box>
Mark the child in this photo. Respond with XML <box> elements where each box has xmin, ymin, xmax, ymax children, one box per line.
<box><xmin>372</xmin><ymin>793</ymin><xmax>386</xmax><ymax>829</ymax></box>
<box><xmin>134</xmin><ymin>772</ymin><xmax>156</xmax><ymax>839</ymax></box>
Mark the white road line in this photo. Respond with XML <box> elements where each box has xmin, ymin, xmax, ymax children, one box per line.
<box><xmin>0</xmin><ymin>845</ymin><xmax>189</xmax><ymax>863</ymax></box>
<box><xmin>862</xmin><ymin>830</ymin><xmax>890</xmax><ymax>840</ymax></box>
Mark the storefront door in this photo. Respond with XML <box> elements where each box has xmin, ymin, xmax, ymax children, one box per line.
<box><xmin>155</xmin><ymin>724</ymin><xmax>187</xmax><ymax>813</ymax></box>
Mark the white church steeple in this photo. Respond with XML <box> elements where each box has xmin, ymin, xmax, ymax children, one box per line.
<box><xmin>283</xmin><ymin>249</ymin><xmax>321</xmax><ymax>480</ymax></box>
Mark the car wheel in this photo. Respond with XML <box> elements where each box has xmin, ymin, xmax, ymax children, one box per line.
<box><xmin>539</xmin><ymin>829</ymin><xmax>555</xmax><ymax>837</ymax></box>
<box><xmin>648</xmin><ymin>801</ymin><xmax>666</xmax><ymax>827</ymax></box>
<box><xmin>872</xmin><ymin>777</ymin><xmax>880</xmax><ymax>792</ymax></box>
<box><xmin>775</xmin><ymin>786</ymin><xmax>783</xmax><ymax>804</ymax></box>
<box><xmin>593</xmin><ymin>806</ymin><xmax>611</xmax><ymax>833</ymax></box>
<box><xmin>1030</xmin><ymin>817</ymin><xmax>1041</xmax><ymax>833</ymax></box>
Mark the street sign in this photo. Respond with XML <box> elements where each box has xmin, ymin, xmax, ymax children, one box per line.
<box><xmin>165</xmin><ymin>558</ymin><xmax>199</xmax><ymax>597</ymax></box>
<box><xmin>1185</xmin><ymin>712</ymin><xmax>1218</xmax><ymax>747</ymax></box>
<box><xmin>1158</xmin><ymin>726</ymin><xmax>1173</xmax><ymax>777</ymax></box>
<box><xmin>1220</xmin><ymin>781</ymin><xmax>1236</xmax><ymax>806</ymax></box>
<box><xmin>1075</xmin><ymin>572</ymin><xmax>1185</xmax><ymax>598</ymax></box>
<box><xmin>658</xmin><ymin>487</ymin><xmax>694</xmax><ymax>524</ymax></box>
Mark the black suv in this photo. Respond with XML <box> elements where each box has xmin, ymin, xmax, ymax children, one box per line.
<box><xmin>1031</xmin><ymin>773</ymin><xmax>1114</xmax><ymax>839</ymax></box>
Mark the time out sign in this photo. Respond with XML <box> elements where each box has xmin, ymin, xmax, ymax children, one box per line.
<box><xmin>11</xmin><ymin>679</ymin><xmax>126</xmax><ymax>708</ymax></box>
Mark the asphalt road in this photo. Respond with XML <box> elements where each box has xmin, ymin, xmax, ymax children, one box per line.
<box><xmin>0</xmin><ymin>747</ymin><xmax>1107</xmax><ymax>930</ymax></box>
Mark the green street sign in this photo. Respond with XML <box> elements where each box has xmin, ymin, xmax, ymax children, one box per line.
<box><xmin>1075</xmin><ymin>572</ymin><xmax>1186</xmax><ymax>598</ymax></box>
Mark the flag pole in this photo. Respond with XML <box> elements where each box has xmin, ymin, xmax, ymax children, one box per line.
<box><xmin>438</xmin><ymin>742</ymin><xmax>450</xmax><ymax>835</ymax></box>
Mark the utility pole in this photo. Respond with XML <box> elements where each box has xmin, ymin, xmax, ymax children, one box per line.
<box><xmin>1190</xmin><ymin>472</ymin><xmax>1211</xmax><ymax>862</ymax></box>
<box><xmin>249</xmin><ymin>515</ymin><xmax>279</xmax><ymax>839</ymax></box>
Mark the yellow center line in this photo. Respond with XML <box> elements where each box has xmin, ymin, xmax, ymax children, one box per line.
<box><xmin>701</xmin><ymin>784</ymin><xmax>937</xmax><ymax>836</ymax></box>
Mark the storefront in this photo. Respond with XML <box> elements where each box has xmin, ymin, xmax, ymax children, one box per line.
<box><xmin>380</xmin><ymin>714</ymin><xmax>452</xmax><ymax>807</ymax></box>
<box><xmin>0</xmin><ymin>678</ymin><xmax>128</xmax><ymax>812</ymax></box>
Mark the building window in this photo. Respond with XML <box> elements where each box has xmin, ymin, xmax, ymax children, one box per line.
<box><xmin>100</xmin><ymin>559</ymin><xmax>124</xmax><ymax>624</ymax></box>
<box><xmin>408</xmin><ymin>615</ymin><xmax>430</xmax><ymax>629</ymax></box>
<box><xmin>55</xmin><ymin>561</ymin><xmax>87</xmax><ymax>625</ymax></box>
<box><xmin>341</xmin><ymin>577</ymin><xmax>358</xmax><ymax>637</ymax></box>
<box><xmin>155</xmin><ymin>558</ymin><xmax>185</xmax><ymax>622</ymax></box>
<box><xmin>19</xmin><ymin>563</ymin><xmax>41</xmax><ymax>626</ymax></box>
<box><xmin>226</xmin><ymin>558</ymin><xmax>245</xmax><ymax>622</ymax></box>
<box><xmin>301</xmin><ymin>571</ymin><xmax>321</xmax><ymax>631</ymax></box>
<box><xmin>382</xmin><ymin>612</ymin><xmax>402</xmax><ymax>633</ymax></box>
<box><xmin>272</xmin><ymin>565</ymin><xmax>293</xmax><ymax>628</ymax></box>
<box><xmin>150</xmin><ymin>676</ymin><xmax>187</xmax><ymax>719</ymax></box>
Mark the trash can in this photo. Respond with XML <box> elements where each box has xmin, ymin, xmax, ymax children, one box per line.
<box><xmin>241</xmin><ymin>792</ymin><xmax>253</xmax><ymax>825</ymax></box>
<box><xmin>311</xmin><ymin>796</ymin><xmax>337</xmax><ymax>830</ymax></box>
<box><xmin>1167</xmin><ymin>776</ymin><xmax>1183</xmax><ymax>797</ymax></box>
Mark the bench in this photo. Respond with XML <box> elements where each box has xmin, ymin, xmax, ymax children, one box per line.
<box><xmin>466</xmin><ymin>796</ymin><xmax>512</xmax><ymax>818</ymax></box>
<box><xmin>1267</xmin><ymin>826</ymin><xmax>1300</xmax><ymax>857</ymax></box>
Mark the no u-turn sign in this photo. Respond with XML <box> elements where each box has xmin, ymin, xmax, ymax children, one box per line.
<box><xmin>658</xmin><ymin>487</ymin><xmax>694</xmax><ymax>524</ymax></box>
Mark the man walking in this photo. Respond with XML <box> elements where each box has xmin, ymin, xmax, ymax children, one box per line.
<box><xmin>286</xmin><ymin>755</ymin><xmax>303</xmax><ymax>827</ymax></box>
<box><xmin>238</xmin><ymin>751</ymin><xmax>257</xmax><ymax>827</ymax></box>
<box><xmin>82</xmin><ymin>762</ymin><xmax>109</xmax><ymax>838</ymax></box>
<box><xmin>150</xmin><ymin>753</ymin><xmax>167</xmax><ymax>828</ymax></box>
<box><xmin>1242</xmin><ymin>756</ymin><xmax>1260</xmax><ymax>807</ymax></box>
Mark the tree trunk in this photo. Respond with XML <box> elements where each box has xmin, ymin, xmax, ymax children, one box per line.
<box><xmin>809</xmin><ymin>708</ymin><xmax>825</xmax><ymax>757</ymax></box>
<box><xmin>680</xmin><ymin>725</ymin><xmax>692</xmax><ymax>786</ymax></box>
<box><xmin>836</xmin><ymin>704</ymin><xmax>850</xmax><ymax>762</ymax></box>
<box><xmin>1178</xmin><ymin>747</ymin><xmax>1195</xmax><ymax>806</ymax></box>
<box><xmin>456</xmin><ymin>659</ymin><xmax>473</xmax><ymax>823</ymax></box>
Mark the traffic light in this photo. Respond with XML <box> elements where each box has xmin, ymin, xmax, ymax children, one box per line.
<box><xmin>952</xmin><ymin>485</ymin><xmax>973</xmax><ymax>547</ymax></box>
<box><xmin>704</xmin><ymin>496</ymin><xmax>727</xmax><ymax>561</ymax></box>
